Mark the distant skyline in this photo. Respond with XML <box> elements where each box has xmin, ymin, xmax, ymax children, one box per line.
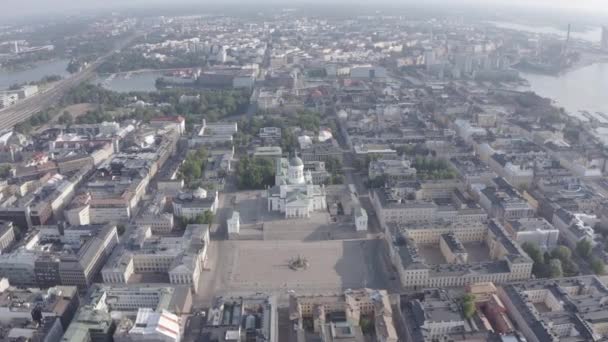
<box><xmin>2</xmin><ymin>0</ymin><xmax>608</xmax><ymax>20</ymax></box>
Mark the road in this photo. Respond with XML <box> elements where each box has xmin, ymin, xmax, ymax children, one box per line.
<box><xmin>0</xmin><ymin>31</ymin><xmax>144</xmax><ymax>131</ymax></box>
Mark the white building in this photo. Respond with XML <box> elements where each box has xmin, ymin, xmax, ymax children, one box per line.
<box><xmin>17</xmin><ymin>85</ymin><xmax>38</xmax><ymax>99</ymax></box>
<box><xmin>102</xmin><ymin>225</ymin><xmax>209</xmax><ymax>293</ymax></box>
<box><xmin>504</xmin><ymin>217</ymin><xmax>559</xmax><ymax>251</ymax></box>
<box><xmin>0</xmin><ymin>92</ymin><xmax>18</xmax><ymax>109</ymax></box>
<box><xmin>354</xmin><ymin>207</ymin><xmax>368</xmax><ymax>232</ymax></box>
<box><xmin>118</xmin><ymin>308</ymin><xmax>181</xmax><ymax>342</ymax></box>
<box><xmin>0</xmin><ymin>221</ymin><xmax>15</xmax><ymax>253</ymax></box>
<box><xmin>172</xmin><ymin>189</ymin><xmax>219</xmax><ymax>220</ymax></box>
<box><xmin>136</xmin><ymin>213</ymin><xmax>174</xmax><ymax>234</ymax></box>
<box><xmin>226</xmin><ymin>211</ymin><xmax>240</xmax><ymax>238</ymax></box>
<box><xmin>267</xmin><ymin>156</ymin><xmax>327</xmax><ymax>219</ymax></box>
<box><xmin>552</xmin><ymin>209</ymin><xmax>597</xmax><ymax>249</ymax></box>
<box><xmin>454</xmin><ymin>119</ymin><xmax>487</xmax><ymax>144</ymax></box>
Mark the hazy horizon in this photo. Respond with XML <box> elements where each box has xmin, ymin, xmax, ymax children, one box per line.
<box><xmin>2</xmin><ymin>0</ymin><xmax>608</xmax><ymax>21</ymax></box>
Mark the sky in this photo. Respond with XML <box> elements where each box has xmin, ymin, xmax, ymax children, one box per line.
<box><xmin>2</xmin><ymin>0</ymin><xmax>607</xmax><ymax>19</ymax></box>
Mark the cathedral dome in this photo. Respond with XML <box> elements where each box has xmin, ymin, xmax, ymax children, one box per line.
<box><xmin>289</xmin><ymin>156</ymin><xmax>304</xmax><ymax>167</ymax></box>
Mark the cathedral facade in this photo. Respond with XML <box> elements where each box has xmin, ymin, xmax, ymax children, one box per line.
<box><xmin>267</xmin><ymin>156</ymin><xmax>327</xmax><ymax>218</ymax></box>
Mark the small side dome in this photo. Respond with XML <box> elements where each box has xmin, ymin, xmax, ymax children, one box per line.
<box><xmin>193</xmin><ymin>187</ymin><xmax>207</xmax><ymax>199</ymax></box>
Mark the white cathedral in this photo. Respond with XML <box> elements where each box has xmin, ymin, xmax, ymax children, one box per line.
<box><xmin>267</xmin><ymin>155</ymin><xmax>327</xmax><ymax>219</ymax></box>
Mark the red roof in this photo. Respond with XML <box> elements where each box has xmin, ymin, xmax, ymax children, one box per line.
<box><xmin>310</xmin><ymin>89</ymin><xmax>323</xmax><ymax>98</ymax></box>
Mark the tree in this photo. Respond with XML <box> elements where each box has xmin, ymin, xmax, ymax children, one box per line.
<box><xmin>281</xmin><ymin>128</ymin><xmax>298</xmax><ymax>153</ymax></box>
<box><xmin>548</xmin><ymin>259</ymin><xmax>564</xmax><ymax>278</ymax></box>
<box><xmin>522</xmin><ymin>242</ymin><xmax>544</xmax><ymax>264</ymax></box>
<box><xmin>576</xmin><ymin>239</ymin><xmax>592</xmax><ymax>259</ymax></box>
<box><xmin>368</xmin><ymin>175</ymin><xmax>387</xmax><ymax>188</ymax></box>
<box><xmin>236</xmin><ymin>157</ymin><xmax>275</xmax><ymax>190</ymax></box>
<box><xmin>461</xmin><ymin>294</ymin><xmax>476</xmax><ymax>319</ymax></box>
<box><xmin>178</xmin><ymin>147</ymin><xmax>209</xmax><ymax>187</ymax></box>
<box><xmin>116</xmin><ymin>224</ymin><xmax>126</xmax><ymax>236</ymax></box>
<box><xmin>550</xmin><ymin>246</ymin><xmax>579</xmax><ymax>276</ymax></box>
<box><xmin>0</xmin><ymin>165</ymin><xmax>12</xmax><ymax>179</ymax></box>
<box><xmin>522</xmin><ymin>242</ymin><xmax>548</xmax><ymax>278</ymax></box>
<box><xmin>325</xmin><ymin>157</ymin><xmax>342</xmax><ymax>174</ymax></box>
<box><xmin>359</xmin><ymin>318</ymin><xmax>374</xmax><ymax>335</ymax></box>
<box><xmin>551</xmin><ymin>246</ymin><xmax>572</xmax><ymax>262</ymax></box>
<box><xmin>58</xmin><ymin>111</ymin><xmax>74</xmax><ymax>125</ymax></box>
<box><xmin>591</xmin><ymin>257</ymin><xmax>606</xmax><ymax>275</ymax></box>
<box><xmin>202</xmin><ymin>210</ymin><xmax>214</xmax><ymax>225</ymax></box>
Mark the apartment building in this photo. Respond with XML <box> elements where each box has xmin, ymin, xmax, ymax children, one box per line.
<box><xmin>102</xmin><ymin>225</ymin><xmax>209</xmax><ymax>294</ymax></box>
<box><xmin>478</xmin><ymin>177</ymin><xmax>535</xmax><ymax>220</ymax></box>
<box><xmin>503</xmin><ymin>217</ymin><xmax>559</xmax><ymax>250</ymax></box>
<box><xmin>172</xmin><ymin>190</ymin><xmax>219</xmax><ymax>220</ymax></box>
<box><xmin>499</xmin><ymin>276</ymin><xmax>608</xmax><ymax>342</ymax></box>
<box><xmin>389</xmin><ymin>220</ymin><xmax>533</xmax><ymax>289</ymax></box>
<box><xmin>290</xmin><ymin>289</ymin><xmax>397</xmax><ymax>342</ymax></box>
<box><xmin>0</xmin><ymin>224</ymin><xmax>118</xmax><ymax>288</ymax></box>
<box><xmin>0</xmin><ymin>221</ymin><xmax>16</xmax><ymax>253</ymax></box>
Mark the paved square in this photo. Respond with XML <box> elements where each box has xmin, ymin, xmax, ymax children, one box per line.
<box><xmin>228</xmin><ymin>240</ymin><xmax>368</xmax><ymax>291</ymax></box>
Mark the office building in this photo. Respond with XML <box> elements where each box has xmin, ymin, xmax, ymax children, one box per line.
<box><xmin>290</xmin><ymin>289</ymin><xmax>397</xmax><ymax>342</ymax></box>
<box><xmin>499</xmin><ymin>276</ymin><xmax>608</xmax><ymax>342</ymax></box>
<box><xmin>389</xmin><ymin>220</ymin><xmax>533</xmax><ymax>288</ymax></box>
<box><xmin>0</xmin><ymin>224</ymin><xmax>118</xmax><ymax>288</ymax></box>
<box><xmin>114</xmin><ymin>309</ymin><xmax>181</xmax><ymax>342</ymax></box>
<box><xmin>102</xmin><ymin>225</ymin><xmax>209</xmax><ymax>293</ymax></box>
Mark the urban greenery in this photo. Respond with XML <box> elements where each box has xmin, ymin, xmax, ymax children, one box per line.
<box><xmin>412</xmin><ymin>157</ymin><xmax>456</xmax><ymax>180</ymax></box>
<box><xmin>359</xmin><ymin>317</ymin><xmax>374</xmax><ymax>335</ymax></box>
<box><xmin>116</xmin><ymin>224</ymin><xmax>126</xmax><ymax>236</ymax></box>
<box><xmin>461</xmin><ymin>294</ymin><xmax>476</xmax><ymax>319</ymax></box>
<box><xmin>396</xmin><ymin>143</ymin><xmax>434</xmax><ymax>157</ymax></box>
<box><xmin>591</xmin><ymin>257</ymin><xmax>606</xmax><ymax>275</ymax></box>
<box><xmin>0</xmin><ymin>165</ymin><xmax>12</xmax><ymax>180</ymax></box>
<box><xmin>236</xmin><ymin>157</ymin><xmax>275</xmax><ymax>190</ymax></box>
<box><xmin>176</xmin><ymin>211</ymin><xmax>215</xmax><ymax>229</ymax></box>
<box><xmin>178</xmin><ymin>147</ymin><xmax>209</xmax><ymax>188</ymax></box>
<box><xmin>98</xmin><ymin>50</ymin><xmax>208</xmax><ymax>74</ymax></box>
<box><xmin>14</xmin><ymin>109</ymin><xmax>54</xmax><ymax>134</ymax></box>
<box><xmin>522</xmin><ymin>243</ymin><xmax>579</xmax><ymax>278</ymax></box>
<box><xmin>58</xmin><ymin>111</ymin><xmax>74</xmax><ymax>125</ymax></box>
<box><xmin>576</xmin><ymin>239</ymin><xmax>593</xmax><ymax>259</ymax></box>
<box><xmin>551</xmin><ymin>246</ymin><xmax>579</xmax><ymax>277</ymax></box>
<box><xmin>59</xmin><ymin>83</ymin><xmax>249</xmax><ymax>129</ymax></box>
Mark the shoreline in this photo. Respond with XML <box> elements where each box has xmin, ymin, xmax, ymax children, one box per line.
<box><xmin>0</xmin><ymin>58</ymin><xmax>68</xmax><ymax>73</ymax></box>
<box><xmin>518</xmin><ymin>63</ymin><xmax>608</xmax><ymax>119</ymax></box>
<box><xmin>517</xmin><ymin>58</ymin><xmax>608</xmax><ymax>78</ymax></box>
<box><xmin>97</xmin><ymin>67</ymin><xmax>200</xmax><ymax>78</ymax></box>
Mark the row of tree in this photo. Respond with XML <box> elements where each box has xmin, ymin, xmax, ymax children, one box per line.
<box><xmin>324</xmin><ymin>157</ymin><xmax>344</xmax><ymax>185</ymax></box>
<box><xmin>412</xmin><ymin>157</ymin><xmax>457</xmax><ymax>180</ymax></box>
<box><xmin>178</xmin><ymin>147</ymin><xmax>209</xmax><ymax>188</ymax></box>
<box><xmin>522</xmin><ymin>241</ymin><xmax>605</xmax><ymax>278</ymax></box>
<box><xmin>522</xmin><ymin>243</ymin><xmax>578</xmax><ymax>278</ymax></box>
<box><xmin>97</xmin><ymin>50</ymin><xmax>208</xmax><ymax>74</ymax></box>
<box><xmin>176</xmin><ymin>211</ymin><xmax>215</xmax><ymax>229</ymax></box>
<box><xmin>14</xmin><ymin>109</ymin><xmax>53</xmax><ymax>134</ymax></box>
<box><xmin>576</xmin><ymin>239</ymin><xmax>606</xmax><ymax>275</ymax></box>
<box><xmin>236</xmin><ymin>157</ymin><xmax>275</xmax><ymax>190</ymax></box>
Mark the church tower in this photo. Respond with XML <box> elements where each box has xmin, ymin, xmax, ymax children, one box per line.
<box><xmin>288</xmin><ymin>154</ymin><xmax>305</xmax><ymax>184</ymax></box>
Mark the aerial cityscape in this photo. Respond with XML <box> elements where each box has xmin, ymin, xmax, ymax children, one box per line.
<box><xmin>1</xmin><ymin>0</ymin><xmax>608</xmax><ymax>341</ymax></box>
